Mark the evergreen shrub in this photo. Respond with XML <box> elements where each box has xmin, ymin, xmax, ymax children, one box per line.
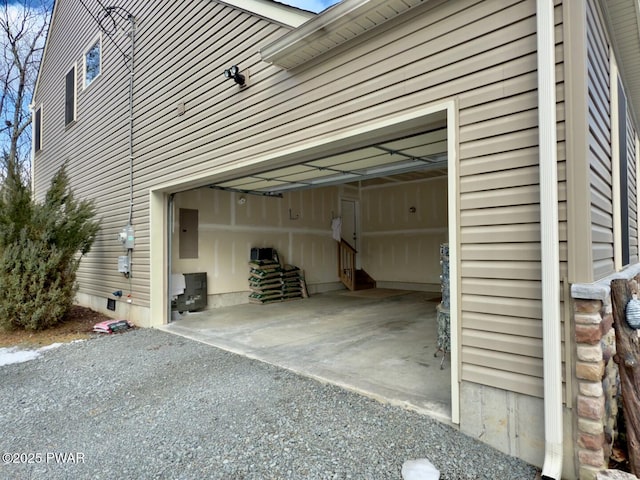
<box><xmin>0</xmin><ymin>163</ymin><xmax>99</xmax><ymax>331</ymax></box>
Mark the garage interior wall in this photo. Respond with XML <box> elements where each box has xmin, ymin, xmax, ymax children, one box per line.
<box><xmin>171</xmin><ymin>176</ymin><xmax>448</xmax><ymax>301</ymax></box>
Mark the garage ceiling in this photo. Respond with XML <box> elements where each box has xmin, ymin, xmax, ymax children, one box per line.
<box><xmin>211</xmin><ymin>127</ymin><xmax>448</xmax><ymax>196</ymax></box>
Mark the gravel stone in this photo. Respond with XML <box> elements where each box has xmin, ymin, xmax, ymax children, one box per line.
<box><xmin>0</xmin><ymin>329</ymin><xmax>539</xmax><ymax>479</ymax></box>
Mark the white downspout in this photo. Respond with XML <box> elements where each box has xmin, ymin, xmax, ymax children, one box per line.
<box><xmin>537</xmin><ymin>0</ymin><xmax>563</xmax><ymax>479</ymax></box>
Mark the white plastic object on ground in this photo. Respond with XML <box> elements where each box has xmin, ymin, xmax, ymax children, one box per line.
<box><xmin>401</xmin><ymin>458</ymin><xmax>440</xmax><ymax>480</ymax></box>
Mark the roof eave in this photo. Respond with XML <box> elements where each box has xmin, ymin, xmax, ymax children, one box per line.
<box><xmin>260</xmin><ymin>0</ymin><xmax>427</xmax><ymax>70</ymax></box>
<box><xmin>218</xmin><ymin>0</ymin><xmax>315</xmax><ymax>29</ymax></box>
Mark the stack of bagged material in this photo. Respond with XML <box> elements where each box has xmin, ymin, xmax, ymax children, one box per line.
<box><xmin>247</xmin><ymin>248</ymin><xmax>308</xmax><ymax>304</ymax></box>
<box><xmin>281</xmin><ymin>264</ymin><xmax>303</xmax><ymax>300</ymax></box>
<box><xmin>248</xmin><ymin>259</ymin><xmax>283</xmax><ymax>304</ymax></box>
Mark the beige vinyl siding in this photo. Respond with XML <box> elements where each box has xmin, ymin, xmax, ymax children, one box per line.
<box><xmin>627</xmin><ymin>105</ymin><xmax>638</xmax><ymax>263</ymax></box>
<box><xmin>33</xmin><ymin>0</ymin><xmax>567</xmax><ymax>398</ymax></box>
<box><xmin>132</xmin><ymin>0</ymin><xmax>540</xmax><ymax>182</ymax></box>
<box><xmin>33</xmin><ymin>0</ymin><xmax>293</xmax><ymax>304</ymax></box>
<box><xmin>34</xmin><ymin>0</ymin><xmax>140</xmax><ymax>300</ymax></box>
<box><xmin>587</xmin><ymin>0</ymin><xmax>614</xmax><ymax>279</ymax></box>
<box><xmin>458</xmin><ymin>1</ymin><xmax>566</xmax><ymax>398</ymax></box>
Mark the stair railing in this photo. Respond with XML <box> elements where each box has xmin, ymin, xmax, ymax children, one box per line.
<box><xmin>338</xmin><ymin>239</ymin><xmax>356</xmax><ymax>291</ymax></box>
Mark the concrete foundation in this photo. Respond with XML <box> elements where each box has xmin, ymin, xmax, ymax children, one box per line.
<box><xmin>76</xmin><ymin>292</ymin><xmax>151</xmax><ymax>327</ymax></box>
<box><xmin>459</xmin><ymin>381</ymin><xmax>576</xmax><ymax>479</ymax></box>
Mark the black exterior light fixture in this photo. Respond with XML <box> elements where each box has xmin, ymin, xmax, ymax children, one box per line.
<box><xmin>223</xmin><ymin>65</ymin><xmax>246</xmax><ymax>86</ymax></box>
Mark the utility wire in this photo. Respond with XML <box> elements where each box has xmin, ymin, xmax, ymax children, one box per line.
<box><xmin>77</xmin><ymin>0</ymin><xmax>138</xmax><ymax>301</ymax></box>
<box><xmin>96</xmin><ymin>0</ymin><xmax>132</xmax><ymax>29</ymax></box>
<box><xmin>77</xmin><ymin>0</ymin><xmax>103</xmax><ymax>31</ymax></box>
<box><xmin>77</xmin><ymin>0</ymin><xmax>132</xmax><ymax>68</ymax></box>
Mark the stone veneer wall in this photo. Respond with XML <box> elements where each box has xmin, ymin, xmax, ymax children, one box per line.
<box><xmin>573</xmin><ymin>296</ymin><xmax>618</xmax><ymax>480</ymax></box>
<box><xmin>572</xmin><ymin>265</ymin><xmax>640</xmax><ymax>480</ymax></box>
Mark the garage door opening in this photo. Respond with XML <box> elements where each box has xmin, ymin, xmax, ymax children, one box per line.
<box><xmin>154</xmin><ymin>103</ymin><xmax>459</xmax><ymax>423</ymax></box>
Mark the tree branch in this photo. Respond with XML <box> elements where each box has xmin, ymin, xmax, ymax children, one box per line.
<box><xmin>0</xmin><ymin>0</ymin><xmax>50</xmax><ymax>179</ymax></box>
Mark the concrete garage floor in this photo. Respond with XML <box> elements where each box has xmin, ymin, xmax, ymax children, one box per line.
<box><xmin>160</xmin><ymin>289</ymin><xmax>452</xmax><ymax>422</ymax></box>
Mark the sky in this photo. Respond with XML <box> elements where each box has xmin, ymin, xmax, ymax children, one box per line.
<box><xmin>278</xmin><ymin>0</ymin><xmax>341</xmax><ymax>14</ymax></box>
<box><xmin>4</xmin><ymin>0</ymin><xmax>342</xmax><ymax>13</ymax></box>
<box><xmin>2</xmin><ymin>0</ymin><xmax>343</xmax><ymax>13</ymax></box>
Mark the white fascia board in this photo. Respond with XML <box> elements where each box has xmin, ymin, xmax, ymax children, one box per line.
<box><xmin>218</xmin><ymin>0</ymin><xmax>314</xmax><ymax>28</ymax></box>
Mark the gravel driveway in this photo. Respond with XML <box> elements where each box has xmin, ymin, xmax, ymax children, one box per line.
<box><xmin>0</xmin><ymin>329</ymin><xmax>538</xmax><ymax>479</ymax></box>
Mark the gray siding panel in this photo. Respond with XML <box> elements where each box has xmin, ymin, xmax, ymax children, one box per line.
<box><xmin>587</xmin><ymin>0</ymin><xmax>614</xmax><ymax>278</ymax></box>
<box><xmin>627</xmin><ymin>106</ymin><xmax>638</xmax><ymax>263</ymax></box>
<box><xmin>33</xmin><ymin>0</ymin><xmax>290</xmax><ymax>303</ymax></box>
<box><xmin>33</xmin><ymin>0</ymin><xmax>568</xmax><ymax>398</ymax></box>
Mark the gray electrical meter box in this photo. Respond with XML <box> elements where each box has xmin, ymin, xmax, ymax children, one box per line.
<box><xmin>118</xmin><ymin>255</ymin><xmax>130</xmax><ymax>274</ymax></box>
<box><xmin>119</xmin><ymin>224</ymin><xmax>135</xmax><ymax>249</ymax></box>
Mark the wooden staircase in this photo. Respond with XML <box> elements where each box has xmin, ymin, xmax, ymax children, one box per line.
<box><xmin>337</xmin><ymin>239</ymin><xmax>376</xmax><ymax>291</ymax></box>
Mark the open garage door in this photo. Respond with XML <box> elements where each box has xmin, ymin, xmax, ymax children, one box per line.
<box><xmin>153</xmin><ymin>104</ymin><xmax>459</xmax><ymax>423</ymax></box>
<box><xmin>208</xmin><ymin>128</ymin><xmax>447</xmax><ymax>197</ymax></box>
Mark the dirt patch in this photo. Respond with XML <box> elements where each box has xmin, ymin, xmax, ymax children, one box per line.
<box><xmin>0</xmin><ymin>305</ymin><xmax>113</xmax><ymax>348</ymax></box>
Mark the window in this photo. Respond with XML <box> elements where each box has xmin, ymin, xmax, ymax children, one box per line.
<box><xmin>83</xmin><ymin>36</ymin><xmax>101</xmax><ymax>88</ymax></box>
<box><xmin>65</xmin><ymin>65</ymin><xmax>76</xmax><ymax>125</ymax></box>
<box><xmin>34</xmin><ymin>105</ymin><xmax>42</xmax><ymax>152</ymax></box>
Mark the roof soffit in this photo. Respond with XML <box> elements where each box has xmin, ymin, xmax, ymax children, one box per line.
<box><xmin>217</xmin><ymin>0</ymin><xmax>314</xmax><ymax>28</ymax></box>
<box><xmin>260</xmin><ymin>0</ymin><xmax>428</xmax><ymax>69</ymax></box>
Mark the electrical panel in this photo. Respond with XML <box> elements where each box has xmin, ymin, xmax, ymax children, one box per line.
<box><xmin>118</xmin><ymin>224</ymin><xmax>135</xmax><ymax>249</ymax></box>
<box><xmin>118</xmin><ymin>255</ymin><xmax>130</xmax><ymax>274</ymax></box>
